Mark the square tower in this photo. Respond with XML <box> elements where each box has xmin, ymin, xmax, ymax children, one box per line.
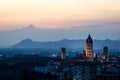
<box><xmin>86</xmin><ymin>34</ymin><xmax>93</xmax><ymax>61</ymax></box>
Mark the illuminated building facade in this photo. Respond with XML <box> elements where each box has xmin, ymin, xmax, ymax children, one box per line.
<box><xmin>72</xmin><ymin>62</ymin><xmax>102</xmax><ymax>80</ymax></box>
<box><xmin>101</xmin><ymin>46</ymin><xmax>108</xmax><ymax>61</ymax></box>
<box><xmin>61</xmin><ymin>48</ymin><xmax>66</xmax><ymax>60</ymax></box>
<box><xmin>86</xmin><ymin>34</ymin><xmax>93</xmax><ymax>61</ymax></box>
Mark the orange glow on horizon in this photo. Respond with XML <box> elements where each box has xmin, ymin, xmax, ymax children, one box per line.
<box><xmin>0</xmin><ymin>0</ymin><xmax>120</xmax><ymax>30</ymax></box>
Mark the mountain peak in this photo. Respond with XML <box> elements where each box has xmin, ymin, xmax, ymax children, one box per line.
<box><xmin>60</xmin><ymin>39</ymin><xmax>68</xmax><ymax>41</ymax></box>
<box><xmin>12</xmin><ymin>38</ymin><xmax>33</xmax><ymax>48</ymax></box>
<box><xmin>22</xmin><ymin>38</ymin><xmax>33</xmax><ymax>42</ymax></box>
<box><xmin>22</xmin><ymin>24</ymin><xmax>36</xmax><ymax>30</ymax></box>
<box><xmin>23</xmin><ymin>38</ymin><xmax>32</xmax><ymax>42</ymax></box>
<box><xmin>105</xmin><ymin>39</ymin><xmax>111</xmax><ymax>41</ymax></box>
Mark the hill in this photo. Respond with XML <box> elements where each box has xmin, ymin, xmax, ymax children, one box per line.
<box><xmin>12</xmin><ymin>38</ymin><xmax>120</xmax><ymax>50</ymax></box>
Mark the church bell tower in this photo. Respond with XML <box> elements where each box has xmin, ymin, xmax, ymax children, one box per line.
<box><xmin>86</xmin><ymin>34</ymin><xmax>93</xmax><ymax>61</ymax></box>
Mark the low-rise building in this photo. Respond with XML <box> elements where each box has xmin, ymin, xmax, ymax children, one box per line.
<box><xmin>72</xmin><ymin>61</ymin><xmax>102</xmax><ymax>80</ymax></box>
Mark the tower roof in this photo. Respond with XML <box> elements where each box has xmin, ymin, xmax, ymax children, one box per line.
<box><xmin>86</xmin><ymin>34</ymin><xmax>93</xmax><ymax>43</ymax></box>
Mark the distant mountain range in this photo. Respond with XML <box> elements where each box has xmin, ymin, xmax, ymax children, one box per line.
<box><xmin>12</xmin><ymin>38</ymin><xmax>120</xmax><ymax>50</ymax></box>
<box><xmin>0</xmin><ymin>24</ymin><xmax>119</xmax><ymax>47</ymax></box>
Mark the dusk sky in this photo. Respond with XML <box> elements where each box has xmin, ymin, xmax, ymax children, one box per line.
<box><xmin>0</xmin><ymin>0</ymin><xmax>120</xmax><ymax>30</ymax></box>
<box><xmin>0</xmin><ymin>0</ymin><xmax>120</xmax><ymax>44</ymax></box>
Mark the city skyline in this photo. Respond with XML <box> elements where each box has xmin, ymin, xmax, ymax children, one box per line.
<box><xmin>0</xmin><ymin>1</ymin><xmax>120</xmax><ymax>79</ymax></box>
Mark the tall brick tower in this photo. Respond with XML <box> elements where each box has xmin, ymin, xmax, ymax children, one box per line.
<box><xmin>61</xmin><ymin>48</ymin><xmax>66</xmax><ymax>60</ymax></box>
<box><xmin>86</xmin><ymin>34</ymin><xmax>93</xmax><ymax>61</ymax></box>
